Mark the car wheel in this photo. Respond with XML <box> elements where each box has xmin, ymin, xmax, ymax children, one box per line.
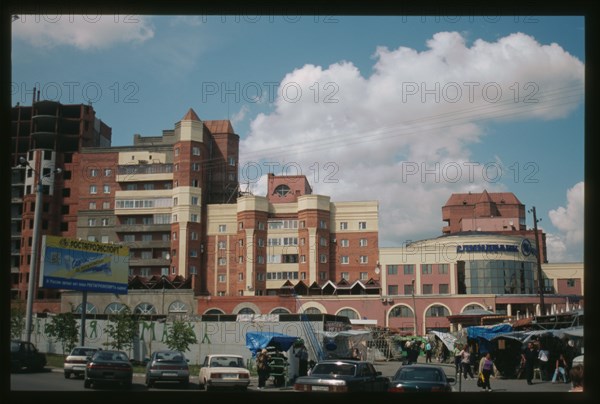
<box><xmin>84</xmin><ymin>379</ymin><xmax>91</xmax><ymax>389</ymax></box>
<box><xmin>64</xmin><ymin>372</ymin><xmax>70</xmax><ymax>379</ymax></box>
<box><xmin>198</xmin><ymin>380</ymin><xmax>205</xmax><ymax>390</ymax></box>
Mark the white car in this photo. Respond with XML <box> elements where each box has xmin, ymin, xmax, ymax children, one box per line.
<box><xmin>572</xmin><ymin>355</ymin><xmax>584</xmax><ymax>366</ymax></box>
<box><xmin>198</xmin><ymin>354</ymin><xmax>250</xmax><ymax>391</ymax></box>
<box><xmin>64</xmin><ymin>346</ymin><xmax>100</xmax><ymax>379</ymax></box>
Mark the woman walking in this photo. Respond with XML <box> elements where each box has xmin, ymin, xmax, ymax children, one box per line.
<box><xmin>552</xmin><ymin>353</ymin><xmax>569</xmax><ymax>383</ymax></box>
<box><xmin>478</xmin><ymin>352</ymin><xmax>498</xmax><ymax>392</ymax></box>
<box><xmin>460</xmin><ymin>345</ymin><xmax>475</xmax><ymax>380</ymax></box>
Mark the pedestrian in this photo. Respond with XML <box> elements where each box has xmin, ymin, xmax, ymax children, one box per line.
<box><xmin>460</xmin><ymin>345</ymin><xmax>475</xmax><ymax>380</ymax></box>
<box><xmin>295</xmin><ymin>343</ymin><xmax>309</xmax><ymax>377</ymax></box>
<box><xmin>537</xmin><ymin>343</ymin><xmax>550</xmax><ymax>381</ymax></box>
<box><xmin>453</xmin><ymin>344</ymin><xmax>462</xmax><ymax>374</ymax></box>
<box><xmin>552</xmin><ymin>353</ymin><xmax>569</xmax><ymax>384</ymax></box>
<box><xmin>352</xmin><ymin>347</ymin><xmax>361</xmax><ymax>360</ymax></box>
<box><xmin>424</xmin><ymin>340</ymin><xmax>433</xmax><ymax>363</ymax></box>
<box><xmin>568</xmin><ymin>364</ymin><xmax>583</xmax><ymax>392</ymax></box>
<box><xmin>256</xmin><ymin>348</ymin><xmax>271</xmax><ymax>389</ymax></box>
<box><xmin>521</xmin><ymin>341</ymin><xmax>538</xmax><ymax>385</ymax></box>
<box><xmin>478</xmin><ymin>352</ymin><xmax>498</xmax><ymax>392</ymax></box>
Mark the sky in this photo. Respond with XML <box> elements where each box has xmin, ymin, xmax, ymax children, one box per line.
<box><xmin>11</xmin><ymin>13</ymin><xmax>585</xmax><ymax>263</ymax></box>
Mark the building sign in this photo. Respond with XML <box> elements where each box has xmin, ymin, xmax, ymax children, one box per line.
<box><xmin>39</xmin><ymin>235</ymin><xmax>129</xmax><ymax>293</ymax></box>
<box><xmin>456</xmin><ymin>244</ymin><xmax>519</xmax><ymax>253</ymax></box>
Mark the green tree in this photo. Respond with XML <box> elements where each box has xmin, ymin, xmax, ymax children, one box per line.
<box><xmin>45</xmin><ymin>312</ymin><xmax>79</xmax><ymax>354</ymax></box>
<box><xmin>104</xmin><ymin>308</ymin><xmax>138</xmax><ymax>352</ymax></box>
<box><xmin>10</xmin><ymin>306</ymin><xmax>26</xmax><ymax>339</ymax></box>
<box><xmin>165</xmin><ymin>319</ymin><xmax>198</xmax><ymax>353</ymax></box>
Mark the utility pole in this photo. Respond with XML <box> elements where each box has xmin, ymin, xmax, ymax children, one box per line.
<box><xmin>530</xmin><ymin>206</ymin><xmax>545</xmax><ymax>314</ymax></box>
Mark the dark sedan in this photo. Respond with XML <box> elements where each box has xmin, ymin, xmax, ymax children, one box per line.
<box><xmin>145</xmin><ymin>350</ymin><xmax>190</xmax><ymax>387</ymax></box>
<box><xmin>84</xmin><ymin>350</ymin><xmax>133</xmax><ymax>389</ymax></box>
<box><xmin>293</xmin><ymin>359</ymin><xmax>389</xmax><ymax>392</ymax></box>
<box><xmin>388</xmin><ymin>364</ymin><xmax>455</xmax><ymax>392</ymax></box>
<box><xmin>10</xmin><ymin>340</ymin><xmax>47</xmax><ymax>372</ymax></box>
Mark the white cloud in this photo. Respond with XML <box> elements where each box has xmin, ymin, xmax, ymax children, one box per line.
<box><xmin>547</xmin><ymin>182</ymin><xmax>584</xmax><ymax>261</ymax></box>
<box><xmin>239</xmin><ymin>31</ymin><xmax>584</xmax><ymax>248</ymax></box>
<box><xmin>12</xmin><ymin>15</ymin><xmax>154</xmax><ymax>49</ymax></box>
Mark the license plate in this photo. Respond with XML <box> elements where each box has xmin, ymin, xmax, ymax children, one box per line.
<box><xmin>311</xmin><ymin>386</ymin><xmax>329</xmax><ymax>391</ymax></box>
<box><xmin>162</xmin><ymin>372</ymin><xmax>177</xmax><ymax>377</ymax></box>
<box><xmin>223</xmin><ymin>374</ymin><xmax>239</xmax><ymax>379</ymax></box>
<box><xmin>73</xmin><ymin>366</ymin><xmax>85</xmax><ymax>371</ymax></box>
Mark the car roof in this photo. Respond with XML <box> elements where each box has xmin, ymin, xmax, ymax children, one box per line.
<box><xmin>207</xmin><ymin>354</ymin><xmax>243</xmax><ymax>357</ymax></box>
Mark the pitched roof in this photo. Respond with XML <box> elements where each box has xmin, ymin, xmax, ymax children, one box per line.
<box><xmin>444</xmin><ymin>190</ymin><xmax>522</xmax><ymax>206</ymax></box>
<box><xmin>181</xmin><ymin>108</ymin><xmax>201</xmax><ymax>121</ymax></box>
<box><xmin>204</xmin><ymin>119</ymin><xmax>234</xmax><ymax>134</ymax></box>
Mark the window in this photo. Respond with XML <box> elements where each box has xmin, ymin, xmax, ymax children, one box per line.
<box><xmin>190</xmin><ymin>250</ymin><xmax>198</xmax><ymax>257</ymax></box>
<box><xmin>422</xmin><ymin>284</ymin><xmax>433</xmax><ymax>294</ymax></box>
<box><xmin>319</xmin><ymin>220</ymin><xmax>327</xmax><ymax>229</ymax></box>
<box><xmin>192</xmin><ymin>163</ymin><xmax>200</xmax><ymax>171</ymax></box>
<box><xmin>123</xmin><ymin>234</ymin><xmax>135</xmax><ymax>242</ymax></box>
<box><xmin>175</xmin><ymin>148</ymin><xmax>180</xmax><ymax>156</ymax></box>
<box><xmin>341</xmin><ymin>272</ymin><xmax>349</xmax><ymax>280</ymax></box>
<box><xmin>89</xmin><ymin>185</ymin><xmax>97</xmax><ymax>194</ymax></box>
<box><xmin>403</xmin><ymin>264</ymin><xmax>415</xmax><ymax>275</ymax></box>
<box><xmin>360</xmin><ymin>256</ymin><xmax>368</xmax><ymax>264</ymax></box>
<box><xmin>300</xmin><ymin>255</ymin><xmax>306</xmax><ymax>263</ymax></box>
<box><xmin>320</xmin><ymin>237</ymin><xmax>327</xmax><ymax>246</ymax></box>
<box><xmin>217</xmin><ymin>274</ymin><xmax>226</xmax><ymax>283</ymax></box>
<box><xmin>387</xmin><ymin>285</ymin><xmax>398</xmax><ymax>295</ymax></box>
<box><xmin>218</xmin><ymin>224</ymin><xmax>227</xmax><ymax>232</ymax></box>
<box><xmin>439</xmin><ymin>284</ymin><xmax>449</xmax><ymax>294</ymax></box>
<box><xmin>104</xmin><ymin>168</ymin><xmax>112</xmax><ymax>176</ymax></box>
<box><xmin>191</xmin><ymin>214</ymin><xmax>199</xmax><ymax>222</ymax></box>
<box><xmin>192</xmin><ymin>146</ymin><xmax>200</xmax><ymax>156</ymax></box>
<box><xmin>101</xmin><ymin>218</ymin><xmax>109</xmax><ymax>226</ymax></box>
<box><xmin>218</xmin><ymin>257</ymin><xmax>226</xmax><ymax>265</ymax></box>
<box><xmin>567</xmin><ymin>279</ymin><xmax>576</xmax><ymax>287</ymax></box>
<box><xmin>191</xmin><ymin>231</ymin><xmax>198</xmax><ymax>240</ymax></box>
<box><xmin>359</xmin><ymin>238</ymin><xmax>368</xmax><ymax>247</ymax></box>
<box><xmin>239</xmin><ymin>221</ymin><xmax>244</xmax><ymax>230</ymax></box>
<box><xmin>238</xmin><ymin>273</ymin><xmax>244</xmax><ymax>281</ymax></box>
<box><xmin>274</xmin><ymin>184</ymin><xmax>291</xmax><ymax>196</ymax></box>
<box><xmin>340</xmin><ymin>221</ymin><xmax>348</xmax><ymax>230</ymax></box>
<box><xmin>172</xmin><ymin>231</ymin><xmax>177</xmax><ymax>240</ymax></box>
<box><xmin>404</xmin><ymin>284</ymin><xmax>414</xmax><ymax>295</ymax></box>
<box><xmin>88</xmin><ymin>218</ymin><xmax>97</xmax><ymax>227</ymax></box>
<box><xmin>421</xmin><ymin>264</ymin><xmax>432</xmax><ymax>274</ymax></box>
<box><xmin>390</xmin><ymin>305</ymin><xmax>414</xmax><ymax>317</ymax></box>
<box><xmin>89</xmin><ymin>201</ymin><xmax>96</xmax><ymax>209</ymax></box>
<box><xmin>387</xmin><ymin>265</ymin><xmax>398</xmax><ymax>275</ymax></box>
<box><xmin>142</xmin><ymin>234</ymin><xmax>152</xmax><ymax>241</ymax></box>
<box><xmin>258</xmin><ymin>221</ymin><xmax>265</xmax><ymax>230</ymax></box>
<box><xmin>426</xmin><ymin>305</ymin><xmax>450</xmax><ymax>317</ymax></box>
<box><xmin>228</xmin><ymin>156</ymin><xmax>236</xmax><ymax>166</ymax></box>
<box><xmin>90</xmin><ymin>169</ymin><xmax>98</xmax><ymax>177</ymax></box>
<box><xmin>438</xmin><ymin>263</ymin><xmax>449</xmax><ymax>274</ymax></box>
<box><xmin>103</xmin><ymin>185</ymin><xmax>110</xmax><ymax>194</ymax></box>
<box><xmin>340</xmin><ymin>239</ymin><xmax>349</xmax><ymax>247</ymax></box>
<box><xmin>360</xmin><ymin>272</ymin><xmax>368</xmax><ymax>280</ymax></box>
<box><xmin>101</xmin><ymin>236</ymin><xmax>109</xmax><ymax>243</ymax></box>
<box><xmin>340</xmin><ymin>256</ymin><xmax>349</xmax><ymax>264</ymax></box>
<box><xmin>141</xmin><ymin>251</ymin><xmax>152</xmax><ymax>259</ymax></box>
<box><xmin>192</xmin><ymin>179</ymin><xmax>199</xmax><ymax>187</ymax></box>
<box><xmin>189</xmin><ymin>266</ymin><xmax>197</xmax><ymax>275</ymax></box>
<box><xmin>87</xmin><ymin>236</ymin><xmax>96</xmax><ymax>242</ymax></box>
<box><xmin>218</xmin><ymin>241</ymin><xmax>226</xmax><ymax>249</ymax></box>
<box><xmin>320</xmin><ymin>254</ymin><xmax>327</xmax><ymax>263</ymax></box>
<box><xmin>102</xmin><ymin>201</ymin><xmax>110</xmax><ymax>209</ymax></box>
<box><xmin>358</xmin><ymin>221</ymin><xmax>367</xmax><ymax>230</ymax></box>
<box><xmin>191</xmin><ymin>196</ymin><xmax>199</xmax><ymax>205</ymax></box>
<box><xmin>319</xmin><ymin>272</ymin><xmax>327</xmax><ymax>280</ymax></box>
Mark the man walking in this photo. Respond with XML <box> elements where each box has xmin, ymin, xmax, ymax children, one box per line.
<box><xmin>521</xmin><ymin>341</ymin><xmax>538</xmax><ymax>385</ymax></box>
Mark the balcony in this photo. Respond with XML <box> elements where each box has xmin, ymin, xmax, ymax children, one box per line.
<box><xmin>128</xmin><ymin>258</ymin><xmax>170</xmax><ymax>267</ymax></box>
<box><xmin>125</xmin><ymin>240</ymin><xmax>171</xmax><ymax>249</ymax></box>
<box><xmin>116</xmin><ymin>224</ymin><xmax>171</xmax><ymax>233</ymax></box>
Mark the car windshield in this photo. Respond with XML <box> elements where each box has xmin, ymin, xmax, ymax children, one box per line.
<box><xmin>71</xmin><ymin>348</ymin><xmax>97</xmax><ymax>356</ymax></box>
<box><xmin>96</xmin><ymin>352</ymin><xmax>128</xmax><ymax>362</ymax></box>
<box><xmin>210</xmin><ymin>357</ymin><xmax>244</xmax><ymax>367</ymax></box>
<box><xmin>155</xmin><ymin>352</ymin><xmax>185</xmax><ymax>362</ymax></box>
<box><xmin>311</xmin><ymin>363</ymin><xmax>356</xmax><ymax>376</ymax></box>
<box><xmin>396</xmin><ymin>368</ymin><xmax>444</xmax><ymax>382</ymax></box>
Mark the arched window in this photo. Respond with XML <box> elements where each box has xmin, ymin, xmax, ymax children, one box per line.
<box><xmin>389</xmin><ymin>306</ymin><xmax>414</xmax><ymax>318</ymax></box>
<box><xmin>74</xmin><ymin>303</ymin><xmax>97</xmax><ymax>314</ymax></box>
<box><xmin>303</xmin><ymin>307</ymin><xmax>321</xmax><ymax>315</ymax></box>
<box><xmin>134</xmin><ymin>302</ymin><xmax>157</xmax><ymax>315</ymax></box>
<box><xmin>168</xmin><ymin>300</ymin><xmax>187</xmax><ymax>313</ymax></box>
<box><xmin>274</xmin><ymin>184</ymin><xmax>291</xmax><ymax>197</ymax></box>
<box><xmin>270</xmin><ymin>308</ymin><xmax>291</xmax><ymax>314</ymax></box>
<box><xmin>204</xmin><ymin>309</ymin><xmax>225</xmax><ymax>315</ymax></box>
<box><xmin>426</xmin><ymin>305</ymin><xmax>450</xmax><ymax>317</ymax></box>
<box><xmin>337</xmin><ymin>308</ymin><xmax>358</xmax><ymax>319</ymax></box>
<box><xmin>104</xmin><ymin>303</ymin><xmax>127</xmax><ymax>314</ymax></box>
<box><xmin>238</xmin><ymin>307</ymin><xmax>255</xmax><ymax>315</ymax></box>
<box><xmin>462</xmin><ymin>304</ymin><xmax>485</xmax><ymax>312</ymax></box>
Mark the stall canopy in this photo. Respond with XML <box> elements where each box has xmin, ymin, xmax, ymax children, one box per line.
<box><xmin>245</xmin><ymin>332</ymin><xmax>299</xmax><ymax>357</ymax></box>
<box><xmin>467</xmin><ymin>324</ymin><xmax>512</xmax><ymax>341</ymax></box>
<box><xmin>430</xmin><ymin>330</ymin><xmax>457</xmax><ymax>352</ymax></box>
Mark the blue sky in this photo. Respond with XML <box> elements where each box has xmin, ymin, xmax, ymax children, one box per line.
<box><xmin>12</xmin><ymin>14</ymin><xmax>585</xmax><ymax>262</ymax></box>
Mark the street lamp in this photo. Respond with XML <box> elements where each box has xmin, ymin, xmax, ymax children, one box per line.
<box><xmin>19</xmin><ymin>156</ymin><xmax>62</xmax><ymax>344</ymax></box>
<box><xmin>411</xmin><ymin>279</ymin><xmax>418</xmax><ymax>336</ymax></box>
<box><xmin>528</xmin><ymin>206</ymin><xmax>545</xmax><ymax>315</ymax></box>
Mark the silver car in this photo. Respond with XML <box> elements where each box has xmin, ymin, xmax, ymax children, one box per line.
<box><xmin>145</xmin><ymin>350</ymin><xmax>190</xmax><ymax>388</ymax></box>
<box><xmin>64</xmin><ymin>346</ymin><xmax>99</xmax><ymax>379</ymax></box>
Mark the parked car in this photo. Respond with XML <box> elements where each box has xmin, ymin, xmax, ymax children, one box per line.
<box><xmin>293</xmin><ymin>359</ymin><xmax>389</xmax><ymax>392</ymax></box>
<box><xmin>388</xmin><ymin>364</ymin><xmax>454</xmax><ymax>392</ymax></box>
<box><xmin>10</xmin><ymin>340</ymin><xmax>47</xmax><ymax>372</ymax></box>
<box><xmin>198</xmin><ymin>354</ymin><xmax>250</xmax><ymax>391</ymax></box>
<box><xmin>64</xmin><ymin>346</ymin><xmax>100</xmax><ymax>379</ymax></box>
<box><xmin>83</xmin><ymin>350</ymin><xmax>133</xmax><ymax>389</ymax></box>
<box><xmin>145</xmin><ymin>350</ymin><xmax>190</xmax><ymax>387</ymax></box>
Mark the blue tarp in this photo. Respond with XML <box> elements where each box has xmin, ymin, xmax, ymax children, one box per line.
<box><xmin>467</xmin><ymin>324</ymin><xmax>513</xmax><ymax>341</ymax></box>
<box><xmin>245</xmin><ymin>332</ymin><xmax>299</xmax><ymax>357</ymax></box>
